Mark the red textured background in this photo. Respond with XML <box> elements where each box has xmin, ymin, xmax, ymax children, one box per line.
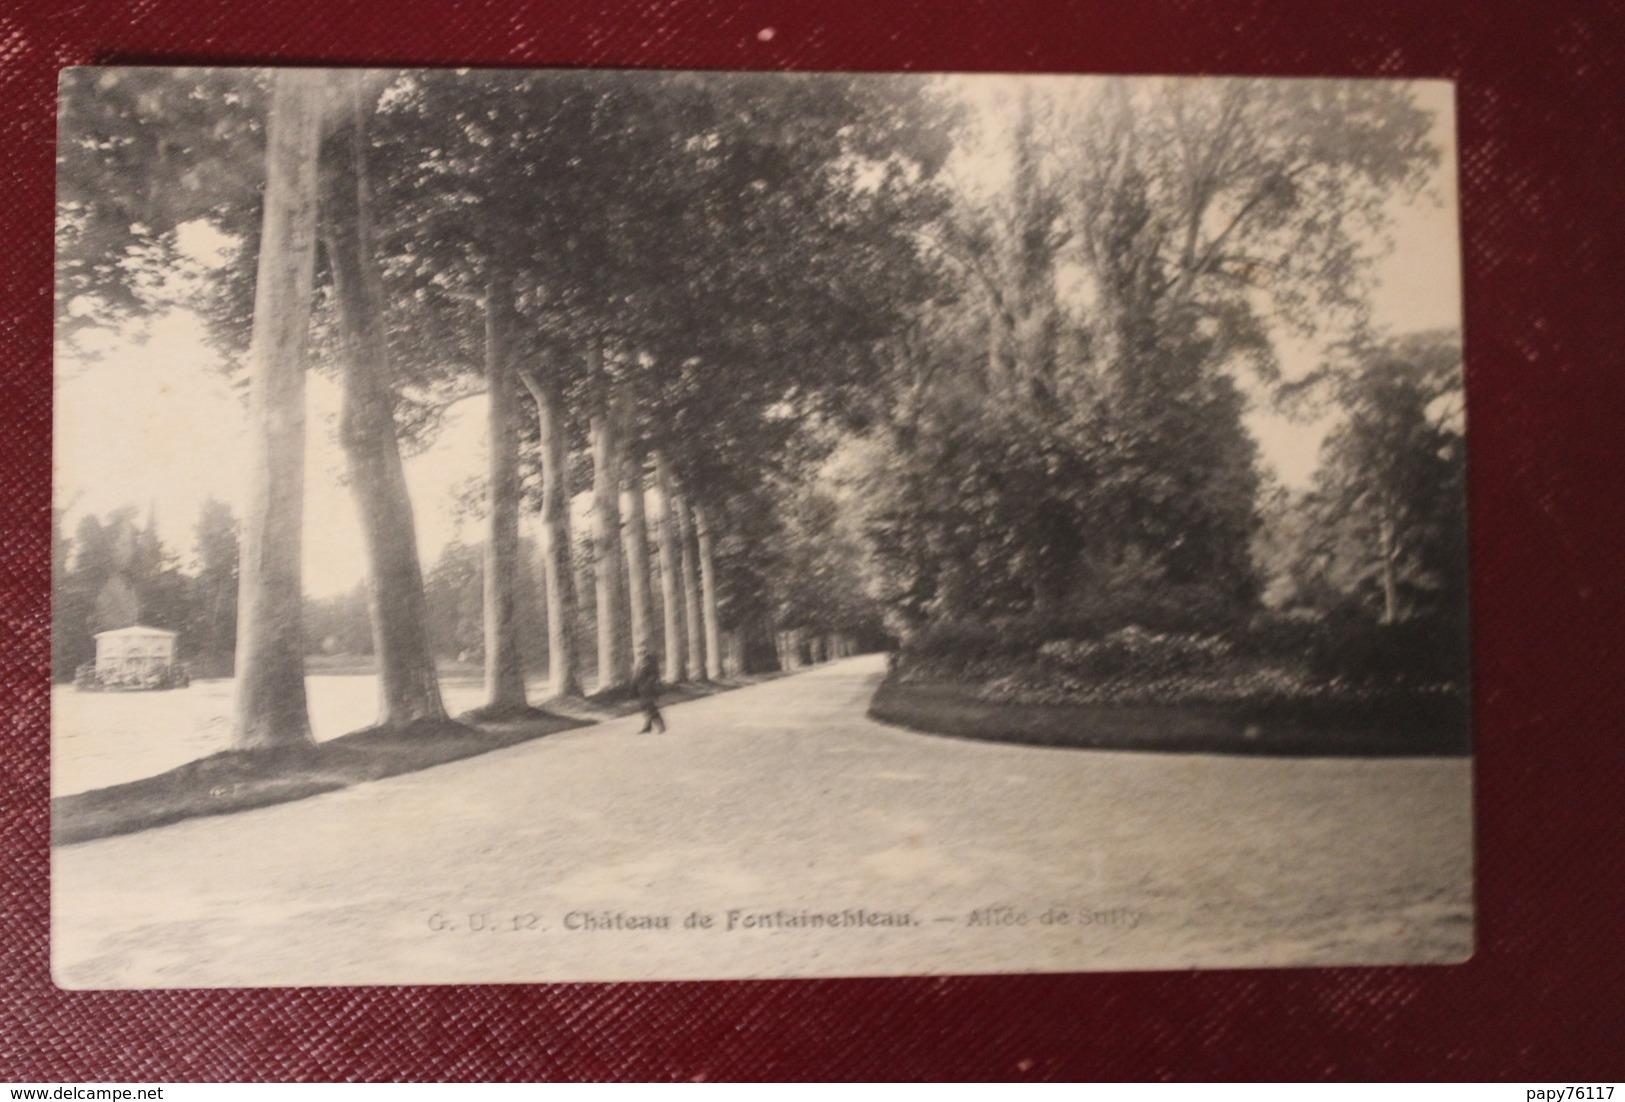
<box><xmin>4</xmin><ymin>0</ymin><xmax>1623</xmax><ymax>1082</ymax></box>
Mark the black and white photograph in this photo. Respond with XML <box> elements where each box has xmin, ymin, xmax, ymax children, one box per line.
<box><xmin>51</xmin><ymin>67</ymin><xmax>1470</xmax><ymax>987</ymax></box>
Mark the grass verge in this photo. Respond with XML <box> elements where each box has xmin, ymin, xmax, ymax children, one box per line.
<box><xmin>54</xmin><ymin>671</ymin><xmax>787</xmax><ymax>847</ymax></box>
<box><xmin>52</xmin><ymin>715</ymin><xmax>590</xmax><ymax>846</ymax></box>
<box><xmin>868</xmin><ymin>678</ymin><xmax>1471</xmax><ymax>758</ymax></box>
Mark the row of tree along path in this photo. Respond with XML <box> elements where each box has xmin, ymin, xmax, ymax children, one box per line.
<box><xmin>57</xmin><ymin>70</ymin><xmax>1465</xmax><ymax>758</ymax></box>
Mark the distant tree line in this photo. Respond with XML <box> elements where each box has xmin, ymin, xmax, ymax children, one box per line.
<box><xmin>56</xmin><ymin>507</ymin><xmax>549</xmax><ymax>679</ymax></box>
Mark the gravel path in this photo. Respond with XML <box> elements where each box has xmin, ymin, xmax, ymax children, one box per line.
<box><xmin>53</xmin><ymin>654</ymin><xmax>1473</xmax><ymax>987</ymax></box>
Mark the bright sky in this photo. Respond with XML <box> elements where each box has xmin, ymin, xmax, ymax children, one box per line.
<box><xmin>54</xmin><ymin>77</ymin><xmax>1460</xmax><ymax>597</ymax></box>
<box><xmin>1257</xmin><ymin>81</ymin><xmax>1461</xmax><ymax>488</ymax></box>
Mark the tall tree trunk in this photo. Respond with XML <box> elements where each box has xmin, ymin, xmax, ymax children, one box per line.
<box><xmin>622</xmin><ymin>442</ymin><xmax>657</xmax><ymax>663</ymax></box>
<box><xmin>482</xmin><ymin>265</ymin><xmax>528</xmax><ymax>712</ymax></box>
<box><xmin>590</xmin><ymin>346</ymin><xmax>632</xmax><ymax>692</ymax></box>
<box><xmin>520</xmin><ymin>361</ymin><xmax>583</xmax><ymax>699</ymax></box>
<box><xmin>652</xmin><ymin>450</ymin><xmax>686</xmax><ymax>682</ymax></box>
<box><xmin>695</xmin><ymin>503</ymin><xmax>723</xmax><ymax>681</ymax></box>
<box><xmin>319</xmin><ymin>75</ymin><xmax>447</xmax><ymax>729</ymax></box>
<box><xmin>676</xmin><ymin>495</ymin><xmax>706</xmax><ymax>681</ymax></box>
<box><xmin>232</xmin><ymin>70</ymin><xmax>324</xmax><ymax>751</ymax></box>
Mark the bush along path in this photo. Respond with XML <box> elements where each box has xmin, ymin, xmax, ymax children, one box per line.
<box><xmin>875</xmin><ymin>624</ymin><xmax>1470</xmax><ymax>758</ymax></box>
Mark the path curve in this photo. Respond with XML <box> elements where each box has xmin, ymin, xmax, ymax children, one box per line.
<box><xmin>54</xmin><ymin>654</ymin><xmax>1472</xmax><ymax>986</ymax></box>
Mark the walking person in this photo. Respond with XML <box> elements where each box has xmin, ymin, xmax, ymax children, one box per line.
<box><xmin>634</xmin><ymin>647</ymin><xmax>666</xmax><ymax>733</ymax></box>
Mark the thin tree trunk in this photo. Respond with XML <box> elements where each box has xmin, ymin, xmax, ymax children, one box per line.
<box><xmin>232</xmin><ymin>69</ymin><xmax>323</xmax><ymax>751</ymax></box>
<box><xmin>1379</xmin><ymin>514</ymin><xmax>1400</xmax><ymax>626</ymax></box>
<box><xmin>590</xmin><ymin>345</ymin><xmax>632</xmax><ymax>692</ymax></box>
<box><xmin>481</xmin><ymin>265</ymin><xmax>528</xmax><ymax>712</ymax></box>
<box><xmin>695</xmin><ymin>503</ymin><xmax>723</xmax><ymax>681</ymax></box>
<box><xmin>520</xmin><ymin>360</ymin><xmax>582</xmax><ymax>698</ymax></box>
<box><xmin>986</xmin><ymin>312</ymin><xmax>1006</xmax><ymax>395</ymax></box>
<box><xmin>574</xmin><ymin>550</ymin><xmax>597</xmax><ymax>669</ymax></box>
<box><xmin>622</xmin><ymin>442</ymin><xmax>656</xmax><ymax>663</ymax></box>
<box><xmin>652</xmin><ymin>450</ymin><xmax>686</xmax><ymax>682</ymax></box>
<box><xmin>676</xmin><ymin>495</ymin><xmax>706</xmax><ymax>681</ymax></box>
<box><xmin>319</xmin><ymin>75</ymin><xmax>446</xmax><ymax>729</ymax></box>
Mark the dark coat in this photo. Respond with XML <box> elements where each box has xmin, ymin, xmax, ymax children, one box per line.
<box><xmin>633</xmin><ymin>655</ymin><xmax>661</xmax><ymax>699</ymax></box>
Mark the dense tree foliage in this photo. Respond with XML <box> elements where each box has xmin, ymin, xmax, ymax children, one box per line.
<box><xmin>853</xmin><ymin>77</ymin><xmax>1442</xmax><ymax>646</ymax></box>
<box><xmin>1291</xmin><ymin>330</ymin><xmax>1466</xmax><ymax>626</ymax></box>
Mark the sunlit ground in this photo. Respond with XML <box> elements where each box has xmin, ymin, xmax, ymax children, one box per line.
<box><xmin>53</xmin><ymin>656</ymin><xmax>1472</xmax><ymax>986</ymax></box>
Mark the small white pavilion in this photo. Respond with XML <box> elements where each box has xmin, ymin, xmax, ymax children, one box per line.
<box><xmin>93</xmin><ymin>625</ymin><xmax>178</xmax><ymax>683</ymax></box>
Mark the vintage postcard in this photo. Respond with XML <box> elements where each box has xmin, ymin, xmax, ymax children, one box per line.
<box><xmin>52</xmin><ymin>67</ymin><xmax>1471</xmax><ymax>987</ymax></box>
